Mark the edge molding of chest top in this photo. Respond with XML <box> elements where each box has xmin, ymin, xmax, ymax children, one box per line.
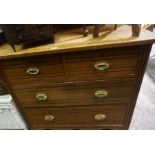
<box><xmin>0</xmin><ymin>25</ymin><xmax>155</xmax><ymax>130</ymax></box>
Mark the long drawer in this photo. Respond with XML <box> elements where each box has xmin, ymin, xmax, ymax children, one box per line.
<box><xmin>13</xmin><ymin>79</ymin><xmax>134</xmax><ymax>107</ymax></box>
<box><xmin>2</xmin><ymin>47</ymin><xmax>139</xmax><ymax>86</ymax></box>
<box><xmin>24</xmin><ymin>105</ymin><xmax>127</xmax><ymax>129</ymax></box>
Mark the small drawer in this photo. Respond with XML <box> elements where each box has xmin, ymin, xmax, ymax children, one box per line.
<box><xmin>24</xmin><ymin>105</ymin><xmax>127</xmax><ymax>128</ymax></box>
<box><xmin>2</xmin><ymin>55</ymin><xmax>65</xmax><ymax>86</ymax></box>
<box><xmin>66</xmin><ymin>49</ymin><xmax>139</xmax><ymax>81</ymax></box>
<box><xmin>14</xmin><ymin>79</ymin><xmax>134</xmax><ymax>107</ymax></box>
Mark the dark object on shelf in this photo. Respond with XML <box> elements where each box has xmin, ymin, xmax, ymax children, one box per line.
<box><xmin>93</xmin><ymin>24</ymin><xmax>101</xmax><ymax>38</ymax></box>
<box><xmin>54</xmin><ymin>24</ymin><xmax>89</xmax><ymax>37</ymax></box>
<box><xmin>1</xmin><ymin>24</ymin><xmax>54</xmax><ymax>52</ymax></box>
<box><xmin>0</xmin><ymin>26</ymin><xmax>6</xmax><ymax>44</ymax></box>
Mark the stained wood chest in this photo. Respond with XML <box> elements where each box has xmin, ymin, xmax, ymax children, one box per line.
<box><xmin>0</xmin><ymin>25</ymin><xmax>154</xmax><ymax>129</ymax></box>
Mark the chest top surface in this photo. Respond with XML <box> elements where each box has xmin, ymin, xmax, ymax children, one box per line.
<box><xmin>0</xmin><ymin>25</ymin><xmax>155</xmax><ymax>60</ymax></box>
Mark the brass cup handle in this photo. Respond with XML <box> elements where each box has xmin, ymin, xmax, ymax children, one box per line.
<box><xmin>95</xmin><ymin>90</ymin><xmax>108</xmax><ymax>98</ymax></box>
<box><xmin>94</xmin><ymin>114</ymin><xmax>106</xmax><ymax>121</ymax></box>
<box><xmin>44</xmin><ymin>115</ymin><xmax>54</xmax><ymax>121</ymax></box>
<box><xmin>36</xmin><ymin>93</ymin><xmax>47</xmax><ymax>101</ymax></box>
<box><xmin>27</xmin><ymin>67</ymin><xmax>40</xmax><ymax>75</ymax></box>
<box><xmin>94</xmin><ymin>61</ymin><xmax>109</xmax><ymax>71</ymax></box>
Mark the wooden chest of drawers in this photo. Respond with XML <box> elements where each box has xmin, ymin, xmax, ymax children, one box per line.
<box><xmin>0</xmin><ymin>25</ymin><xmax>154</xmax><ymax>129</ymax></box>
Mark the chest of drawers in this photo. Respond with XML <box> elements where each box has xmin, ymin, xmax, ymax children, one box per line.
<box><xmin>0</xmin><ymin>25</ymin><xmax>154</xmax><ymax>129</ymax></box>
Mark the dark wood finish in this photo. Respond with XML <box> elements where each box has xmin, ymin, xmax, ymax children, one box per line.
<box><xmin>24</xmin><ymin>105</ymin><xmax>127</xmax><ymax>129</ymax></box>
<box><xmin>54</xmin><ymin>24</ymin><xmax>89</xmax><ymax>37</ymax></box>
<box><xmin>13</xmin><ymin>79</ymin><xmax>134</xmax><ymax>107</ymax></box>
<box><xmin>0</xmin><ymin>25</ymin><xmax>154</xmax><ymax>130</ymax></box>
<box><xmin>31</xmin><ymin>125</ymin><xmax>125</xmax><ymax>130</ymax></box>
<box><xmin>0</xmin><ymin>77</ymin><xmax>8</xmax><ymax>95</ymax></box>
<box><xmin>1</xmin><ymin>24</ymin><xmax>54</xmax><ymax>51</ymax></box>
<box><xmin>124</xmin><ymin>45</ymin><xmax>152</xmax><ymax>129</ymax></box>
<box><xmin>93</xmin><ymin>25</ymin><xmax>100</xmax><ymax>38</ymax></box>
<box><xmin>1</xmin><ymin>47</ymin><xmax>139</xmax><ymax>87</ymax></box>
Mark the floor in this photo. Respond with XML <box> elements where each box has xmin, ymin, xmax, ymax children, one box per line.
<box><xmin>0</xmin><ymin>95</ymin><xmax>27</xmax><ymax>129</ymax></box>
<box><xmin>130</xmin><ymin>44</ymin><xmax>155</xmax><ymax>129</ymax></box>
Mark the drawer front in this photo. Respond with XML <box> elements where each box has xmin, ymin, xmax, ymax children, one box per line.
<box><xmin>2</xmin><ymin>55</ymin><xmax>66</xmax><ymax>86</ymax></box>
<box><xmin>14</xmin><ymin>79</ymin><xmax>134</xmax><ymax>107</ymax></box>
<box><xmin>2</xmin><ymin>47</ymin><xmax>139</xmax><ymax>86</ymax></box>
<box><xmin>24</xmin><ymin>105</ymin><xmax>127</xmax><ymax>128</ymax></box>
<box><xmin>65</xmin><ymin>50</ymin><xmax>139</xmax><ymax>81</ymax></box>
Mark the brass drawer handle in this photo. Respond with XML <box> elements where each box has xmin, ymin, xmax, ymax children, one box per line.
<box><xmin>45</xmin><ymin>115</ymin><xmax>54</xmax><ymax>121</ymax></box>
<box><xmin>27</xmin><ymin>67</ymin><xmax>40</xmax><ymax>75</ymax></box>
<box><xmin>95</xmin><ymin>90</ymin><xmax>108</xmax><ymax>98</ymax></box>
<box><xmin>94</xmin><ymin>114</ymin><xmax>106</xmax><ymax>121</ymax></box>
<box><xmin>36</xmin><ymin>93</ymin><xmax>47</xmax><ymax>101</ymax></box>
<box><xmin>94</xmin><ymin>61</ymin><xmax>109</xmax><ymax>71</ymax></box>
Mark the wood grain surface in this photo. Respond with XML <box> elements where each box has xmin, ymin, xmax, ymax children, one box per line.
<box><xmin>13</xmin><ymin>79</ymin><xmax>134</xmax><ymax>107</ymax></box>
<box><xmin>1</xmin><ymin>46</ymin><xmax>139</xmax><ymax>87</ymax></box>
<box><xmin>24</xmin><ymin>105</ymin><xmax>127</xmax><ymax>129</ymax></box>
<box><xmin>0</xmin><ymin>25</ymin><xmax>154</xmax><ymax>129</ymax></box>
<box><xmin>0</xmin><ymin>25</ymin><xmax>155</xmax><ymax>60</ymax></box>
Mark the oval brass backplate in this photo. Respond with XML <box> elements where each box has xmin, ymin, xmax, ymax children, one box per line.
<box><xmin>94</xmin><ymin>61</ymin><xmax>109</xmax><ymax>71</ymax></box>
<box><xmin>36</xmin><ymin>93</ymin><xmax>47</xmax><ymax>101</ymax></box>
<box><xmin>27</xmin><ymin>67</ymin><xmax>40</xmax><ymax>75</ymax></box>
<box><xmin>95</xmin><ymin>90</ymin><xmax>108</xmax><ymax>98</ymax></box>
<box><xmin>44</xmin><ymin>115</ymin><xmax>54</xmax><ymax>121</ymax></box>
<box><xmin>94</xmin><ymin>114</ymin><xmax>106</xmax><ymax>121</ymax></box>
